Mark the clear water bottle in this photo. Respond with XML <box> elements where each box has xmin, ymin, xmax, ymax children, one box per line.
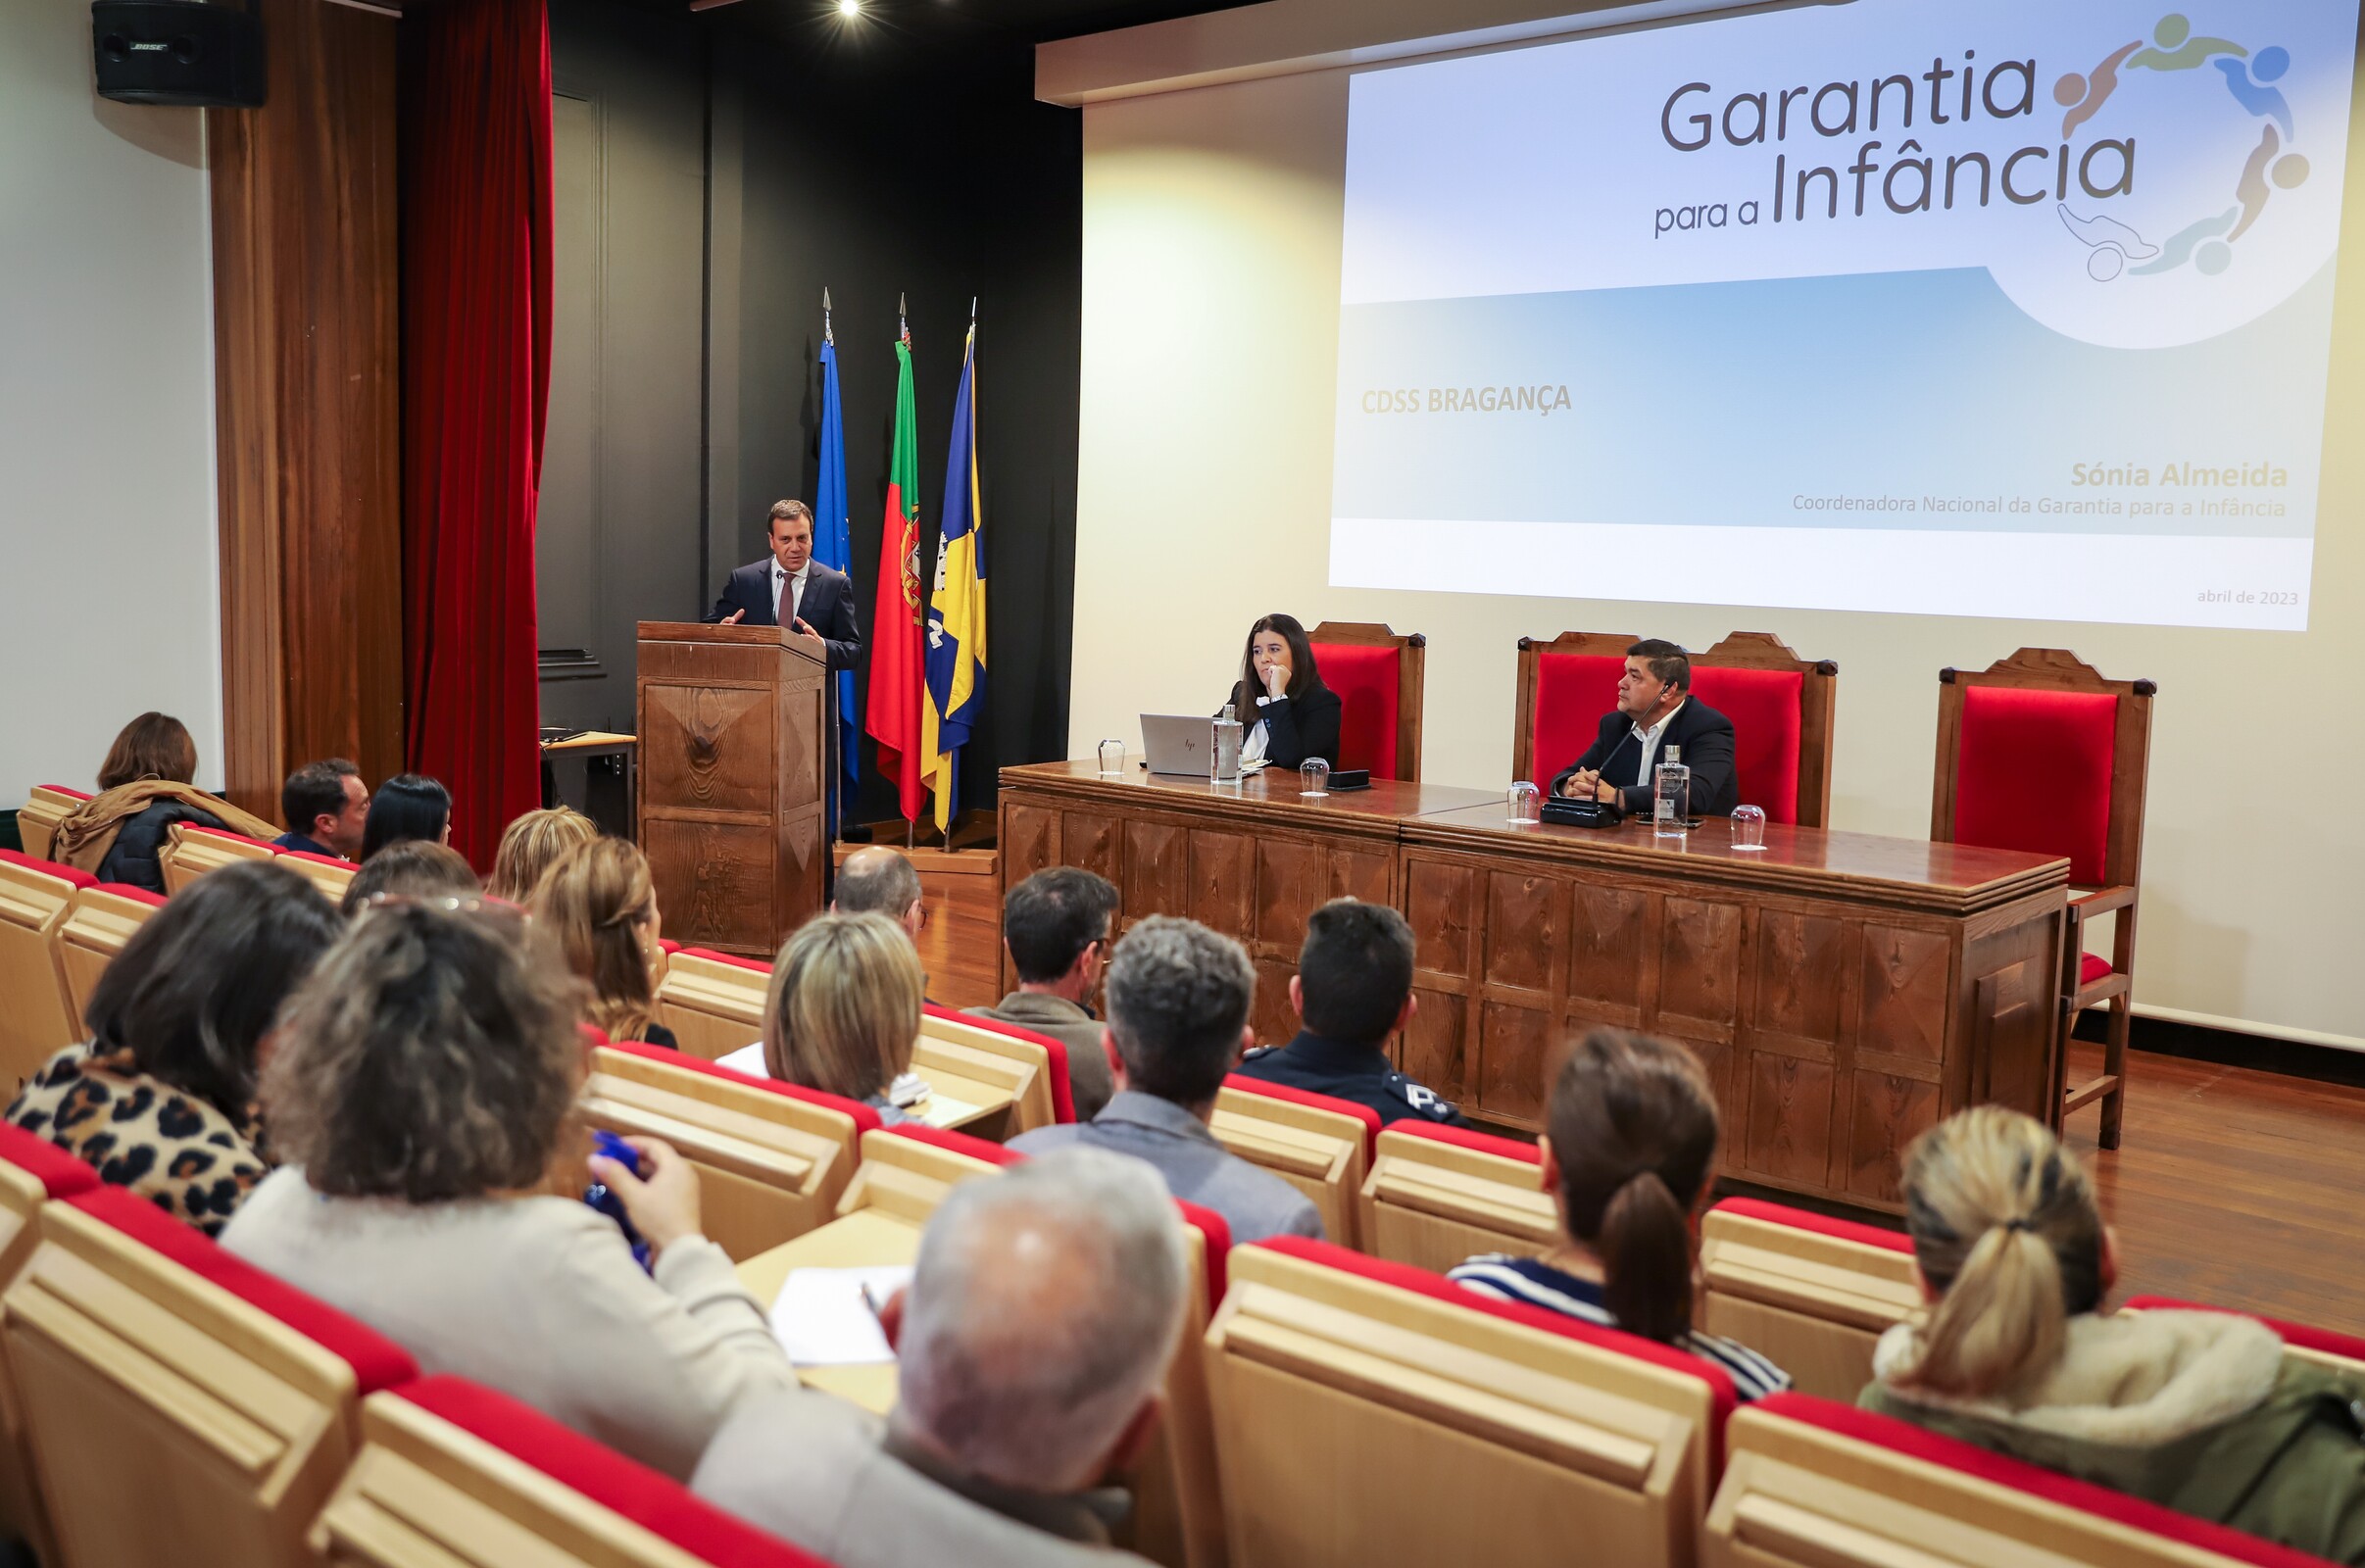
<box><xmin>1211</xmin><ymin>704</ymin><xmax>1244</xmax><ymax>782</ymax></box>
<box><xmin>1653</xmin><ymin>745</ymin><xmax>1690</xmax><ymax>839</ymax></box>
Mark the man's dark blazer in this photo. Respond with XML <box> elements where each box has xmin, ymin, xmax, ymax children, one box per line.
<box><xmin>1549</xmin><ymin>698</ymin><xmax>1740</xmax><ymax>816</ymax></box>
<box><xmin>704</xmin><ymin>560</ymin><xmax>863</xmax><ymax>672</ymax></box>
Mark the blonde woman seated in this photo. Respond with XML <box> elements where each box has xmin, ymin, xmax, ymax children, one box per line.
<box><xmin>531</xmin><ymin>837</ymin><xmax>675</xmax><ymax>1048</ymax></box>
<box><xmin>222</xmin><ymin>900</ymin><xmax>794</xmax><ymax>1481</ymax></box>
<box><xmin>487</xmin><ymin>806</ymin><xmax>598</xmax><ymax>903</ymax></box>
<box><xmin>715</xmin><ymin>912</ymin><xmax>922</xmax><ymax>1123</ymax></box>
<box><xmin>1865</xmin><ymin>1107</ymin><xmax>2365</xmax><ymax>1562</ymax></box>
<box><xmin>1449</xmin><ymin>1028</ymin><xmax>1790</xmax><ymax>1400</ymax></box>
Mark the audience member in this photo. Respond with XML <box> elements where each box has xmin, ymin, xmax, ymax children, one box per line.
<box><xmin>1862</xmin><ymin>1106</ymin><xmax>2365</xmax><ymax>1559</ymax></box>
<box><xmin>1010</xmin><ymin>916</ymin><xmax>1319</xmax><ymax>1244</ymax></box>
<box><xmin>1235</xmin><ymin>898</ymin><xmax>1464</xmax><ymax>1128</ymax></box>
<box><xmin>273</xmin><ymin>759</ymin><xmax>369</xmax><ymax>859</ymax></box>
<box><xmin>6</xmin><ymin>861</ymin><xmax>338</xmax><ymax>1236</ymax></box>
<box><xmin>832</xmin><ymin>845</ymin><xmax>927</xmax><ymax>943</ymax></box>
<box><xmin>716</xmin><ymin>912</ymin><xmax>922</xmax><ymax>1122</ymax></box>
<box><xmin>360</xmin><ymin>772</ymin><xmax>453</xmax><ymax>859</ymax></box>
<box><xmin>533</xmin><ymin>837</ymin><xmax>675</xmax><ymax>1047</ymax></box>
<box><xmin>48</xmin><ymin>711</ymin><xmax>276</xmax><ymax>892</ymax></box>
<box><xmin>486</xmin><ymin>806</ymin><xmax>598</xmax><ymax>903</ymax></box>
<box><xmin>696</xmin><ymin>1149</ymin><xmax>1179</xmax><ymax>1565</ymax></box>
<box><xmin>1450</xmin><ymin>1028</ymin><xmax>1788</xmax><ymax>1399</ymax></box>
<box><xmin>966</xmin><ymin>867</ymin><xmax>1118</xmax><ymax>1121</ymax></box>
<box><xmin>338</xmin><ymin>840</ymin><xmax>481</xmax><ymax>916</ymax></box>
<box><xmin>224</xmin><ymin>901</ymin><xmax>792</xmax><ymax>1480</ymax></box>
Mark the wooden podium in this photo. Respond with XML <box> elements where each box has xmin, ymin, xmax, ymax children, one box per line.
<box><xmin>634</xmin><ymin>620</ymin><xmax>828</xmax><ymax>957</ymax></box>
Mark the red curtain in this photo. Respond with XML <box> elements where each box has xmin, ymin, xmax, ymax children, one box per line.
<box><xmin>399</xmin><ymin>0</ymin><xmax>553</xmax><ymax>869</ymax></box>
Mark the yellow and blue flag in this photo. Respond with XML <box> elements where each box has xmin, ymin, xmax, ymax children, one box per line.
<box><xmin>922</xmin><ymin>317</ymin><xmax>987</xmax><ymax>833</ymax></box>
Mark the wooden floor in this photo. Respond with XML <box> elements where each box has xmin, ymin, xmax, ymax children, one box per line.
<box><xmin>2063</xmin><ymin>1041</ymin><xmax>2365</xmax><ymax>1336</ymax></box>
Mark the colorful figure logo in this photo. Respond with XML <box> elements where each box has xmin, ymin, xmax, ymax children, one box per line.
<box><xmin>2054</xmin><ymin>14</ymin><xmax>2313</xmax><ymax>281</ymax></box>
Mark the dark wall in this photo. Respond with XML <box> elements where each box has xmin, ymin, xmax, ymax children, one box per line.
<box><xmin>543</xmin><ymin>0</ymin><xmax>1081</xmax><ymax>822</ymax></box>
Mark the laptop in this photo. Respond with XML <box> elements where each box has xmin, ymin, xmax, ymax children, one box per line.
<box><xmin>1141</xmin><ymin>713</ymin><xmax>1216</xmax><ymax>776</ymax></box>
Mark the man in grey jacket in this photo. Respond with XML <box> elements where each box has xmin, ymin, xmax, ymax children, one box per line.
<box><xmin>1009</xmin><ymin>916</ymin><xmax>1322</xmax><ymax>1245</ymax></box>
<box><xmin>966</xmin><ymin>865</ymin><xmax>1120</xmax><ymax>1119</ymax></box>
<box><xmin>693</xmin><ymin>1149</ymin><xmax>1180</xmax><ymax>1565</ymax></box>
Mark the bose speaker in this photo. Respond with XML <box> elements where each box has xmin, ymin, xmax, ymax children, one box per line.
<box><xmin>92</xmin><ymin>1</ymin><xmax>266</xmax><ymax>108</ymax></box>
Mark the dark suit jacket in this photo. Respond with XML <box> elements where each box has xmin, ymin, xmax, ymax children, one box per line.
<box><xmin>1225</xmin><ymin>682</ymin><xmax>1343</xmax><ymax>772</ymax></box>
<box><xmin>704</xmin><ymin>560</ymin><xmax>863</xmax><ymax>672</ymax></box>
<box><xmin>1549</xmin><ymin>698</ymin><xmax>1739</xmax><ymax>816</ymax></box>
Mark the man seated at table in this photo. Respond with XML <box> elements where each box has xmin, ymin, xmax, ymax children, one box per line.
<box><xmin>1009</xmin><ymin>916</ymin><xmax>1322</xmax><ymax>1245</ymax></box>
<box><xmin>694</xmin><ymin>1149</ymin><xmax>1178</xmax><ymax>1567</ymax></box>
<box><xmin>1551</xmin><ymin>638</ymin><xmax>1739</xmax><ymax>816</ymax></box>
<box><xmin>272</xmin><ymin>759</ymin><xmax>369</xmax><ymax>859</ymax></box>
<box><xmin>967</xmin><ymin>867</ymin><xmax>1118</xmax><ymax>1121</ymax></box>
<box><xmin>1236</xmin><ymin>898</ymin><xmax>1466</xmax><ymax>1128</ymax></box>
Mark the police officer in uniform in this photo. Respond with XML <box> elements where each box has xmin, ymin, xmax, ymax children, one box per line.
<box><xmin>1235</xmin><ymin>899</ymin><xmax>1467</xmax><ymax>1129</ymax></box>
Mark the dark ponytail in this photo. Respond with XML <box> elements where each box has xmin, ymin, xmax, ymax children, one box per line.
<box><xmin>1546</xmin><ymin>1029</ymin><xmax>1720</xmax><ymax>1345</ymax></box>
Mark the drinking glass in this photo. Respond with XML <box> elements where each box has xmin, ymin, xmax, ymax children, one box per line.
<box><xmin>1098</xmin><ymin>739</ymin><xmax>1125</xmax><ymax>776</ymax></box>
<box><xmin>1506</xmin><ymin>781</ymin><xmax>1542</xmax><ymax>825</ymax></box>
<box><xmin>1730</xmin><ymin>805</ymin><xmax>1767</xmax><ymax>851</ymax></box>
<box><xmin>1299</xmin><ymin>758</ymin><xmax>1331</xmax><ymax>798</ymax></box>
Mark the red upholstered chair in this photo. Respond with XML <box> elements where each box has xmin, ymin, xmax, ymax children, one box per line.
<box><xmin>1358</xmin><ymin>1120</ymin><xmax>1558</xmax><ymax>1273</ymax></box>
<box><xmin>0</xmin><ymin>849</ymin><xmax>92</xmax><ymax>1089</ymax></box>
<box><xmin>4</xmin><ymin>1185</ymin><xmax>419</xmax><ymax>1568</ymax></box>
<box><xmin>159</xmin><ymin>820</ymin><xmax>277</xmax><ymax>895</ymax></box>
<box><xmin>1511</xmin><ymin>629</ymin><xmax>1636</xmax><ymax>787</ymax></box>
<box><xmin>14</xmin><ymin>787</ymin><xmax>90</xmax><ymax>864</ymax></box>
<box><xmin>1211</xmin><ymin>1075</ymin><xmax>1378</xmax><ymax>1248</ymax></box>
<box><xmin>918</xmin><ymin>1003</ymin><xmax>1073</xmax><ymax>1136</ymax></box>
<box><xmin>1709</xmin><ymin>1392</ymin><xmax>2340</xmax><ymax>1568</ymax></box>
<box><xmin>1306</xmin><ymin>621</ymin><xmax>1427</xmax><ymax>781</ymax></box>
<box><xmin>1206</xmin><ymin>1236</ymin><xmax>1733</xmax><ymax>1568</ymax></box>
<box><xmin>1934</xmin><ymin>649</ymin><xmax>2155</xmax><ymax>1148</ymax></box>
<box><xmin>1698</xmin><ymin>1197</ymin><xmax>1920</xmax><ymax>1401</ymax></box>
<box><xmin>0</xmin><ymin>1125</ymin><xmax>97</xmax><ymax>1563</ymax></box>
<box><xmin>52</xmin><ymin>882</ymin><xmax>167</xmax><ymax>1043</ymax></box>
<box><xmin>654</xmin><ymin>945</ymin><xmax>773</xmax><ymax>1060</ymax></box>
<box><xmin>316</xmin><ymin>1375</ymin><xmax>837</xmax><ymax>1568</ymax></box>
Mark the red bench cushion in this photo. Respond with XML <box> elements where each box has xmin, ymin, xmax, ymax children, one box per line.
<box><xmin>0</xmin><ymin>847</ymin><xmax>97</xmax><ymax>891</ymax></box>
<box><xmin>1755</xmin><ymin>1393</ymin><xmax>2337</xmax><ymax>1568</ymax></box>
<box><xmin>94</xmin><ymin>882</ymin><xmax>168</xmax><ymax>907</ymax></box>
<box><xmin>2123</xmin><ymin>1297</ymin><xmax>2365</xmax><ymax>1369</ymax></box>
<box><xmin>1175</xmin><ymin>1200</ymin><xmax>1231</xmax><ymax>1317</ymax></box>
<box><xmin>1386</xmin><ymin>1121</ymin><xmax>1542</xmax><ymax>1165</ymax></box>
<box><xmin>1954</xmin><ymin>685</ymin><xmax>2118</xmax><ymax>886</ymax></box>
<box><xmin>926</xmin><ymin>1004</ymin><xmax>1076</xmax><ymax>1125</ymax></box>
<box><xmin>880</xmin><ymin>1122</ymin><xmax>1022</xmax><ymax>1168</ymax></box>
<box><xmin>677</xmin><ymin>946</ymin><xmax>774</xmax><ymax>975</ymax></box>
<box><xmin>181</xmin><ymin>824</ymin><xmax>275</xmax><ymax>852</ymax></box>
<box><xmin>1529</xmin><ymin>652</ymin><xmax>1626</xmax><ymax>784</ymax></box>
<box><xmin>68</xmin><ymin>1185</ymin><xmax>417</xmax><ymax>1393</ymax></box>
<box><xmin>599</xmin><ymin>1038</ymin><xmax>882</xmax><ymax>1137</ymax></box>
<box><xmin>1688</xmin><ymin>665</ymin><xmax>1804</xmax><ymax>824</ymax></box>
<box><xmin>1225</xmin><ymin>1073</ymin><xmax>1381</xmax><ymax>1160</ymax></box>
<box><xmin>36</xmin><ymin>786</ymin><xmax>94</xmax><ymax>802</ymax></box>
<box><xmin>1709</xmin><ymin>1196</ymin><xmax>1914</xmax><ymax>1254</ymax></box>
<box><xmin>0</xmin><ymin>1121</ymin><xmax>100</xmax><ymax>1200</ymax></box>
<box><xmin>392</xmin><ymin>1376</ymin><xmax>833</xmax><ymax>1566</ymax></box>
<box><xmin>1310</xmin><ymin>642</ymin><xmax>1402</xmax><ymax>779</ymax></box>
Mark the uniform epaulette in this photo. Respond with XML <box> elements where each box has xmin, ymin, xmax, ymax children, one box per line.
<box><xmin>1384</xmin><ymin>1072</ymin><xmax>1460</xmax><ymax>1121</ymax></box>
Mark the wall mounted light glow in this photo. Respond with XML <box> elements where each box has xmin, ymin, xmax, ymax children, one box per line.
<box><xmin>836</xmin><ymin>0</ymin><xmax>861</xmax><ymax>14</ymax></box>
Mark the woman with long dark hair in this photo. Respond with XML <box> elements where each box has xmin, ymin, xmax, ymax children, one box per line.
<box><xmin>1219</xmin><ymin>612</ymin><xmax>1341</xmax><ymax>771</ymax></box>
<box><xmin>360</xmin><ymin>773</ymin><xmax>454</xmax><ymax>860</ymax></box>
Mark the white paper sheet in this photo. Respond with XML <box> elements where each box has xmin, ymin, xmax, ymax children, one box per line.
<box><xmin>769</xmin><ymin>1265</ymin><xmax>912</xmax><ymax>1366</ymax></box>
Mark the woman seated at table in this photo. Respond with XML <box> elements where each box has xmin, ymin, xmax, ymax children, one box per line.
<box><xmin>1449</xmin><ymin>1027</ymin><xmax>1790</xmax><ymax>1400</ymax></box>
<box><xmin>715</xmin><ymin>912</ymin><xmax>922</xmax><ymax>1123</ymax></box>
<box><xmin>1221</xmin><ymin>612</ymin><xmax>1341</xmax><ymax>771</ymax></box>
<box><xmin>532</xmin><ymin>837</ymin><xmax>677</xmax><ymax>1048</ymax></box>
<box><xmin>224</xmin><ymin>899</ymin><xmax>794</xmax><ymax>1481</ymax></box>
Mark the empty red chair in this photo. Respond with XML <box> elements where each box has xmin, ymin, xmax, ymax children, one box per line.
<box><xmin>1306</xmin><ymin>620</ymin><xmax>1427</xmax><ymax>781</ymax></box>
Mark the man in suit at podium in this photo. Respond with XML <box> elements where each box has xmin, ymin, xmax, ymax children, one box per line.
<box><xmin>705</xmin><ymin>500</ymin><xmax>863</xmax><ymax>671</ymax></box>
<box><xmin>1551</xmin><ymin>639</ymin><xmax>1739</xmax><ymax>816</ymax></box>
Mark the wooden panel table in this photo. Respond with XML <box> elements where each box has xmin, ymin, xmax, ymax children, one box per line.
<box><xmin>999</xmin><ymin>761</ymin><xmax>2069</xmax><ymax>1214</ymax></box>
<box><xmin>999</xmin><ymin>761</ymin><xmax>1499</xmax><ymax>1045</ymax></box>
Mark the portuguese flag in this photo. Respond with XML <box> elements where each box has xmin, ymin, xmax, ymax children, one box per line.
<box><xmin>864</xmin><ymin>327</ymin><xmax>927</xmax><ymax>824</ymax></box>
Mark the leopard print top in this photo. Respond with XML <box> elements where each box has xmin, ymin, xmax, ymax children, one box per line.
<box><xmin>6</xmin><ymin>1043</ymin><xmax>268</xmax><ymax>1238</ymax></box>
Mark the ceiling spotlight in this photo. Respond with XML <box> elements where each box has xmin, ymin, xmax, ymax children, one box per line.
<box><xmin>836</xmin><ymin>0</ymin><xmax>861</xmax><ymax>14</ymax></box>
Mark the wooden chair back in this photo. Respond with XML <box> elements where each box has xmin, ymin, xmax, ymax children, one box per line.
<box><xmin>15</xmin><ymin>788</ymin><xmax>88</xmax><ymax>863</ymax></box>
<box><xmin>1697</xmin><ymin>1199</ymin><xmax>1920</xmax><ymax>1402</ymax></box>
<box><xmin>0</xmin><ymin>852</ymin><xmax>89</xmax><ymax>1091</ymax></box>
<box><xmin>1933</xmin><ymin>648</ymin><xmax>2155</xmax><ymax>1147</ymax></box>
<box><xmin>833</xmin><ymin>1124</ymin><xmax>1011</xmax><ymax>1225</ymax></box>
<box><xmin>53</xmin><ymin>885</ymin><xmax>167</xmax><ymax>1044</ymax></box>
<box><xmin>1131</xmin><ymin>1203</ymin><xmax>1230</xmax><ymax>1568</ymax></box>
<box><xmin>580</xmin><ymin>1042</ymin><xmax>869</xmax><ymax>1261</ymax></box>
<box><xmin>159</xmin><ymin>822</ymin><xmax>276</xmax><ymax>895</ymax></box>
<box><xmin>654</xmin><ymin>947</ymin><xmax>771</xmax><ymax>1061</ymax></box>
<box><xmin>1306</xmin><ymin>621</ymin><xmax>1427</xmax><ymax>782</ymax></box>
<box><xmin>3</xmin><ymin>1186</ymin><xmax>417</xmax><ymax>1568</ymax></box>
<box><xmin>1206</xmin><ymin>1238</ymin><xmax>1726</xmax><ymax>1568</ymax></box>
<box><xmin>1209</xmin><ymin>1077</ymin><xmax>1376</xmax><ymax>1250</ymax></box>
<box><xmin>315</xmin><ymin>1377</ymin><xmax>835</xmax><ymax>1568</ymax></box>
<box><xmin>0</xmin><ymin>1127</ymin><xmax>99</xmax><ymax>1565</ymax></box>
<box><xmin>915</xmin><ymin>1006</ymin><xmax>1061</xmax><ymax>1137</ymax></box>
<box><xmin>274</xmin><ymin>849</ymin><xmax>355</xmax><ymax>903</ymax></box>
<box><xmin>1705</xmin><ymin>1393</ymin><xmax>2301</xmax><ymax>1568</ymax></box>
<box><xmin>1358</xmin><ymin>1124</ymin><xmax>1558</xmax><ymax>1275</ymax></box>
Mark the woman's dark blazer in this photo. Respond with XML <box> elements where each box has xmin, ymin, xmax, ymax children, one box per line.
<box><xmin>1226</xmin><ymin>682</ymin><xmax>1344</xmax><ymax>771</ymax></box>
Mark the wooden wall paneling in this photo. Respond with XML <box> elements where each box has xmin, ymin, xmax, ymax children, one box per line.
<box><xmin>1400</xmin><ymin>854</ymin><xmax>1476</xmax><ymax>1105</ymax></box>
<box><xmin>209</xmin><ymin>0</ymin><xmax>402</xmax><ymax>821</ymax></box>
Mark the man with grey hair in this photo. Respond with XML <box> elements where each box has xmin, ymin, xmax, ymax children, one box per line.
<box><xmin>832</xmin><ymin>845</ymin><xmax>926</xmax><ymax>945</ymax></box>
<box><xmin>692</xmin><ymin>1149</ymin><xmax>1182</xmax><ymax>1564</ymax></box>
<box><xmin>1009</xmin><ymin>915</ymin><xmax>1321</xmax><ymax>1244</ymax></box>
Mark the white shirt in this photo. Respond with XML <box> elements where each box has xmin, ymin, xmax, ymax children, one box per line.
<box><xmin>1626</xmin><ymin>698</ymin><xmax>1687</xmax><ymax>787</ymax></box>
<box><xmin>769</xmin><ymin>560</ymin><xmax>810</xmax><ymax>625</ymax></box>
<box><xmin>1240</xmin><ymin>695</ymin><xmax>1277</xmax><ymax>767</ymax></box>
